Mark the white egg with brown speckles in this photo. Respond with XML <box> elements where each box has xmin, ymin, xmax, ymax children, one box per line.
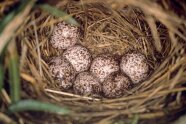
<box><xmin>73</xmin><ymin>72</ymin><xmax>102</xmax><ymax>95</ymax></box>
<box><xmin>103</xmin><ymin>73</ymin><xmax>132</xmax><ymax>98</ymax></box>
<box><xmin>63</xmin><ymin>45</ymin><xmax>92</xmax><ymax>73</ymax></box>
<box><xmin>50</xmin><ymin>22</ymin><xmax>79</xmax><ymax>50</ymax></box>
<box><xmin>90</xmin><ymin>55</ymin><xmax>119</xmax><ymax>83</ymax></box>
<box><xmin>120</xmin><ymin>52</ymin><xmax>149</xmax><ymax>84</ymax></box>
<box><xmin>49</xmin><ymin>56</ymin><xmax>76</xmax><ymax>89</ymax></box>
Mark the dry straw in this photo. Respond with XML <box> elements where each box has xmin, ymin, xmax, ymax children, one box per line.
<box><xmin>3</xmin><ymin>0</ymin><xmax>186</xmax><ymax>123</ymax></box>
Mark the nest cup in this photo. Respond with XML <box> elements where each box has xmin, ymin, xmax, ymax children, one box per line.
<box><xmin>18</xmin><ymin>0</ymin><xmax>186</xmax><ymax>123</ymax></box>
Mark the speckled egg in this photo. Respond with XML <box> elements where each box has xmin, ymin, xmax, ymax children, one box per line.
<box><xmin>50</xmin><ymin>22</ymin><xmax>79</xmax><ymax>50</ymax></box>
<box><xmin>120</xmin><ymin>52</ymin><xmax>149</xmax><ymax>84</ymax></box>
<box><xmin>73</xmin><ymin>72</ymin><xmax>102</xmax><ymax>95</ymax></box>
<box><xmin>63</xmin><ymin>45</ymin><xmax>92</xmax><ymax>73</ymax></box>
<box><xmin>90</xmin><ymin>55</ymin><xmax>119</xmax><ymax>83</ymax></box>
<box><xmin>103</xmin><ymin>73</ymin><xmax>132</xmax><ymax>98</ymax></box>
<box><xmin>49</xmin><ymin>56</ymin><xmax>76</xmax><ymax>89</ymax></box>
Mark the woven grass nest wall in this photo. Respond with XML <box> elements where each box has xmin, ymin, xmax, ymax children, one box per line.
<box><xmin>1</xmin><ymin>0</ymin><xmax>186</xmax><ymax>124</ymax></box>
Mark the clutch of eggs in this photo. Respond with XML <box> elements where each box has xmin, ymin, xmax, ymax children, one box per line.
<box><xmin>48</xmin><ymin>21</ymin><xmax>151</xmax><ymax>98</ymax></box>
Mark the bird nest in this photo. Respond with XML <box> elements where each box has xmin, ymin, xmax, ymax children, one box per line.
<box><xmin>16</xmin><ymin>0</ymin><xmax>186</xmax><ymax>123</ymax></box>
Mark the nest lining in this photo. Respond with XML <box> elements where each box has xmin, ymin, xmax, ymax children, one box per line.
<box><xmin>16</xmin><ymin>1</ymin><xmax>186</xmax><ymax>123</ymax></box>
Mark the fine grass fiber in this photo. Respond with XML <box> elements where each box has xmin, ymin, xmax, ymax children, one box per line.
<box><xmin>1</xmin><ymin>0</ymin><xmax>186</xmax><ymax>124</ymax></box>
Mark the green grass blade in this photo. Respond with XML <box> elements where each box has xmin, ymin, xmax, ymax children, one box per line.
<box><xmin>0</xmin><ymin>64</ymin><xmax>4</xmax><ymax>91</ymax></box>
<box><xmin>38</xmin><ymin>4</ymin><xmax>79</xmax><ymax>26</ymax></box>
<box><xmin>8</xmin><ymin>44</ymin><xmax>20</xmax><ymax>103</ymax></box>
<box><xmin>0</xmin><ymin>0</ymin><xmax>35</xmax><ymax>55</ymax></box>
<box><xmin>0</xmin><ymin>0</ymin><xmax>34</xmax><ymax>34</ymax></box>
<box><xmin>131</xmin><ymin>114</ymin><xmax>139</xmax><ymax>124</ymax></box>
<box><xmin>0</xmin><ymin>50</ymin><xmax>6</xmax><ymax>91</ymax></box>
<box><xmin>0</xmin><ymin>12</ymin><xmax>15</xmax><ymax>34</ymax></box>
<box><xmin>8</xmin><ymin>100</ymin><xmax>71</xmax><ymax>115</ymax></box>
